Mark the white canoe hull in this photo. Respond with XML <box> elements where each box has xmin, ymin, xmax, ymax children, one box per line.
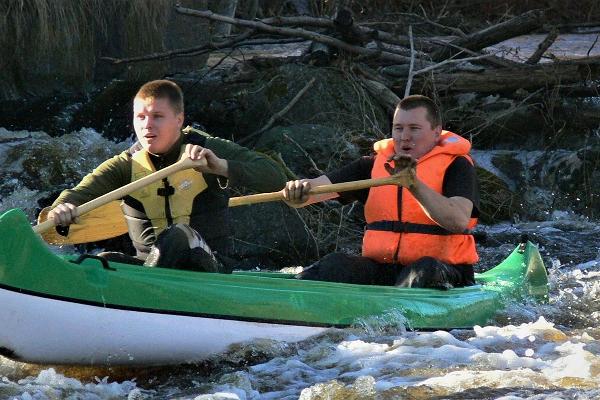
<box><xmin>0</xmin><ymin>287</ymin><xmax>326</xmax><ymax>366</ymax></box>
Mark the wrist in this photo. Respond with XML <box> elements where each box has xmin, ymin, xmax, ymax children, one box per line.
<box><xmin>217</xmin><ymin>158</ymin><xmax>229</xmax><ymax>177</ymax></box>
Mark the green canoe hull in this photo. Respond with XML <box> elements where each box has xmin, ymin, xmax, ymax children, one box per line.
<box><xmin>0</xmin><ymin>208</ymin><xmax>548</xmax><ymax>365</ymax></box>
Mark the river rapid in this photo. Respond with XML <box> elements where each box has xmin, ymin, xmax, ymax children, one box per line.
<box><xmin>0</xmin><ymin>123</ymin><xmax>599</xmax><ymax>400</ymax></box>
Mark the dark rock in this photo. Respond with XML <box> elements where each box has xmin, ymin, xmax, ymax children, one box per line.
<box><xmin>230</xmin><ymin>202</ymin><xmax>319</xmax><ymax>267</ymax></box>
<box><xmin>255</xmin><ymin>124</ymin><xmax>360</xmax><ymax>177</ymax></box>
<box><xmin>69</xmin><ymin>80</ymin><xmax>143</xmax><ymax>142</ymax></box>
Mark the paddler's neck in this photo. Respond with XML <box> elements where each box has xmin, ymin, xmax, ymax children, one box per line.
<box><xmin>148</xmin><ymin>134</ymin><xmax>183</xmax><ymax>170</ymax></box>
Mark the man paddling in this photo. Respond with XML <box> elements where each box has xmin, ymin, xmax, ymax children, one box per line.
<box><xmin>48</xmin><ymin>79</ymin><xmax>287</xmax><ymax>271</ymax></box>
<box><xmin>283</xmin><ymin>95</ymin><xmax>480</xmax><ymax>289</ymax></box>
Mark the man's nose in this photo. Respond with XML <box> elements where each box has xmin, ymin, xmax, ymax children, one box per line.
<box><xmin>397</xmin><ymin>129</ymin><xmax>411</xmax><ymax>141</ymax></box>
<box><xmin>142</xmin><ymin>116</ymin><xmax>153</xmax><ymax>128</ymax></box>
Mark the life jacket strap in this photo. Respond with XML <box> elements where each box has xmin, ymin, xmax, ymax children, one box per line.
<box><xmin>366</xmin><ymin>220</ymin><xmax>472</xmax><ymax>236</ymax></box>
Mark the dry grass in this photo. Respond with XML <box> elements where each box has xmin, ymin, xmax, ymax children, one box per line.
<box><xmin>0</xmin><ymin>0</ymin><xmax>172</xmax><ymax>97</ymax></box>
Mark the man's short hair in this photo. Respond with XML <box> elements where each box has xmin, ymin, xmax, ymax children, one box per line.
<box><xmin>135</xmin><ymin>80</ymin><xmax>184</xmax><ymax>114</ymax></box>
<box><xmin>397</xmin><ymin>95</ymin><xmax>441</xmax><ymax>128</ymax></box>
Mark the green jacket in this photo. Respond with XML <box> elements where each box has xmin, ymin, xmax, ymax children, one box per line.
<box><xmin>53</xmin><ymin>130</ymin><xmax>287</xmax><ymax>257</ymax></box>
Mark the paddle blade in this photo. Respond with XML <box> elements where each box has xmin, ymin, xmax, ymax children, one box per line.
<box><xmin>37</xmin><ymin>201</ymin><xmax>128</xmax><ymax>245</ymax></box>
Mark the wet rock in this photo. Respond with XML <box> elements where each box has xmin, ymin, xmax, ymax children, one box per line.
<box><xmin>69</xmin><ymin>80</ymin><xmax>143</xmax><ymax>143</ymax></box>
<box><xmin>230</xmin><ymin>202</ymin><xmax>319</xmax><ymax>267</ymax></box>
<box><xmin>255</xmin><ymin>124</ymin><xmax>360</xmax><ymax>177</ymax></box>
<box><xmin>0</xmin><ymin>93</ymin><xmax>86</xmax><ymax>136</ymax></box>
<box><xmin>474</xmin><ymin>146</ymin><xmax>598</xmax><ymax>221</ymax></box>
<box><xmin>475</xmin><ymin>167</ymin><xmax>518</xmax><ymax>223</ymax></box>
<box><xmin>182</xmin><ymin>63</ymin><xmax>390</xmax><ymax>143</ymax></box>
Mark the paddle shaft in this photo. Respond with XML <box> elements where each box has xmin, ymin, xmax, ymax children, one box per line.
<box><xmin>228</xmin><ymin>169</ymin><xmax>414</xmax><ymax>207</ymax></box>
<box><xmin>34</xmin><ymin>157</ymin><xmax>207</xmax><ymax>234</ymax></box>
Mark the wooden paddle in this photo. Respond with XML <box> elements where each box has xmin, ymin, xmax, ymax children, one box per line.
<box><xmin>38</xmin><ymin>168</ymin><xmax>414</xmax><ymax>245</ymax></box>
<box><xmin>228</xmin><ymin>169</ymin><xmax>414</xmax><ymax>206</ymax></box>
<box><xmin>35</xmin><ymin>157</ymin><xmax>208</xmax><ymax>242</ymax></box>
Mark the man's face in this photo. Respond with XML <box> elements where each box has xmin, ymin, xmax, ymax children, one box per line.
<box><xmin>133</xmin><ymin>97</ymin><xmax>183</xmax><ymax>155</ymax></box>
<box><xmin>392</xmin><ymin>106</ymin><xmax>441</xmax><ymax>159</ymax></box>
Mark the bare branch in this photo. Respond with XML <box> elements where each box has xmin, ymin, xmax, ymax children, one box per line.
<box><xmin>432</xmin><ymin>10</ymin><xmax>545</xmax><ymax>61</ymax></box>
<box><xmin>413</xmin><ymin>53</ymin><xmax>494</xmax><ymax>76</ymax></box>
<box><xmin>526</xmin><ymin>29</ymin><xmax>558</xmax><ymax>64</ymax></box>
<box><xmin>404</xmin><ymin>25</ymin><xmax>416</xmax><ymax>98</ymax></box>
<box><xmin>175</xmin><ymin>6</ymin><xmax>416</xmax><ymax>64</ymax></box>
<box><xmin>101</xmin><ymin>30</ymin><xmax>255</xmax><ymax>64</ymax></box>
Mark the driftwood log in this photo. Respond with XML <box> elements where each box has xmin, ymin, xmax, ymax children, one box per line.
<box><xmin>432</xmin><ymin>10</ymin><xmax>545</xmax><ymax>61</ymax></box>
<box><xmin>395</xmin><ymin>56</ymin><xmax>600</xmax><ymax>94</ymax></box>
<box><xmin>101</xmin><ymin>5</ymin><xmax>600</xmax><ymax>104</ymax></box>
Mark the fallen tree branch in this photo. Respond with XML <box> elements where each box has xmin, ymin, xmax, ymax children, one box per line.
<box><xmin>428</xmin><ymin>38</ymin><xmax>523</xmax><ymax>68</ymax></box>
<box><xmin>399</xmin><ymin>12</ymin><xmax>467</xmax><ymax>37</ymax></box>
<box><xmin>432</xmin><ymin>10</ymin><xmax>545</xmax><ymax>61</ymax></box>
<box><xmin>405</xmin><ymin>25</ymin><xmax>416</xmax><ymax>97</ymax></box>
<box><xmin>526</xmin><ymin>28</ymin><xmax>558</xmax><ymax>64</ymax></box>
<box><xmin>239</xmin><ymin>77</ymin><xmax>317</xmax><ymax>145</ymax></box>
<box><xmin>395</xmin><ymin>56</ymin><xmax>600</xmax><ymax>94</ymax></box>
<box><xmin>101</xmin><ymin>30</ymin><xmax>255</xmax><ymax>64</ymax></box>
<box><xmin>175</xmin><ymin>6</ymin><xmax>416</xmax><ymax>64</ymax></box>
<box><xmin>259</xmin><ymin>14</ymin><xmax>435</xmax><ymax>50</ymax></box>
<box><xmin>413</xmin><ymin>53</ymin><xmax>495</xmax><ymax>76</ymax></box>
<box><xmin>360</xmin><ymin>77</ymin><xmax>401</xmax><ymax>112</ymax></box>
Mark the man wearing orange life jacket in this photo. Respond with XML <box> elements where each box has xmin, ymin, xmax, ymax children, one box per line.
<box><xmin>283</xmin><ymin>95</ymin><xmax>479</xmax><ymax>289</ymax></box>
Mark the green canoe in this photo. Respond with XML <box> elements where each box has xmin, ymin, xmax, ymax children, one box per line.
<box><xmin>0</xmin><ymin>208</ymin><xmax>548</xmax><ymax>366</ymax></box>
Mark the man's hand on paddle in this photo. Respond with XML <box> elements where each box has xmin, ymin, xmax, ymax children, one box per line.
<box><xmin>47</xmin><ymin>203</ymin><xmax>79</xmax><ymax>227</ymax></box>
<box><xmin>283</xmin><ymin>179</ymin><xmax>312</xmax><ymax>207</ymax></box>
<box><xmin>282</xmin><ymin>175</ymin><xmax>338</xmax><ymax>208</ymax></box>
<box><xmin>185</xmin><ymin>144</ymin><xmax>229</xmax><ymax>177</ymax></box>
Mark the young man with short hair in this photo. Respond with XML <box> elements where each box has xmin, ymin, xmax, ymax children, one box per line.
<box><xmin>49</xmin><ymin>79</ymin><xmax>287</xmax><ymax>271</ymax></box>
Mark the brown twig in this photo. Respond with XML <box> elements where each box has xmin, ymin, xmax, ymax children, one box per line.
<box><xmin>282</xmin><ymin>133</ymin><xmax>324</xmax><ymax>175</ymax></box>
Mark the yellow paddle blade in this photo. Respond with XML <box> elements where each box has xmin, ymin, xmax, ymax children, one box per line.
<box><xmin>37</xmin><ymin>201</ymin><xmax>128</xmax><ymax>245</ymax></box>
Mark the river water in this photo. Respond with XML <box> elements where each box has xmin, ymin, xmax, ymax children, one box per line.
<box><xmin>1</xmin><ymin>32</ymin><xmax>600</xmax><ymax>400</ymax></box>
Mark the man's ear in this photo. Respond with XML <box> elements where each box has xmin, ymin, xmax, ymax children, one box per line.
<box><xmin>177</xmin><ymin>112</ymin><xmax>184</xmax><ymax>128</ymax></box>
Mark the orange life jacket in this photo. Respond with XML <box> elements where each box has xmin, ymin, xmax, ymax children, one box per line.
<box><xmin>362</xmin><ymin>131</ymin><xmax>479</xmax><ymax>265</ymax></box>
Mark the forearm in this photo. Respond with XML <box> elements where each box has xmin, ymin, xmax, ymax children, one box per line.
<box><xmin>408</xmin><ymin>179</ymin><xmax>473</xmax><ymax>232</ymax></box>
<box><xmin>205</xmin><ymin>137</ymin><xmax>287</xmax><ymax>192</ymax></box>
